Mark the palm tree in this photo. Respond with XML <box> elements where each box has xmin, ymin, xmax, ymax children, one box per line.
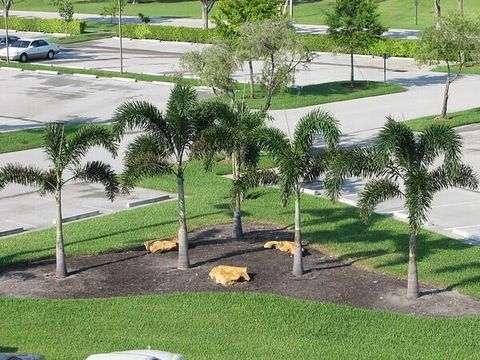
<box><xmin>0</xmin><ymin>122</ymin><xmax>119</xmax><ymax>278</ymax></box>
<box><xmin>199</xmin><ymin>102</ymin><xmax>271</xmax><ymax>238</ymax></box>
<box><xmin>259</xmin><ymin>108</ymin><xmax>340</xmax><ymax>276</ymax></box>
<box><xmin>327</xmin><ymin>119</ymin><xmax>478</xmax><ymax>298</ymax></box>
<box><xmin>112</xmin><ymin>85</ymin><xmax>221</xmax><ymax>270</ymax></box>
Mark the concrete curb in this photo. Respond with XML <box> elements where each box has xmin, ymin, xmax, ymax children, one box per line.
<box><xmin>73</xmin><ymin>73</ymin><xmax>98</xmax><ymax>79</ymax></box>
<box><xmin>53</xmin><ymin>210</ymin><xmax>101</xmax><ymax>224</ymax></box>
<box><xmin>0</xmin><ymin>66</ymin><xmax>23</xmax><ymax>72</ymax></box>
<box><xmin>0</xmin><ymin>227</ymin><xmax>25</xmax><ymax>237</ymax></box>
<box><xmin>126</xmin><ymin>195</ymin><xmax>171</xmax><ymax>208</ymax></box>
<box><xmin>111</xmin><ymin>77</ymin><xmax>137</xmax><ymax>82</ymax></box>
<box><xmin>35</xmin><ymin>69</ymin><xmax>60</xmax><ymax>75</ymax></box>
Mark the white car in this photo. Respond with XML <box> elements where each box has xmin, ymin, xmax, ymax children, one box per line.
<box><xmin>85</xmin><ymin>350</ymin><xmax>185</xmax><ymax>360</ymax></box>
<box><xmin>0</xmin><ymin>38</ymin><xmax>60</xmax><ymax>63</ymax></box>
<box><xmin>0</xmin><ymin>354</ymin><xmax>44</xmax><ymax>360</ymax></box>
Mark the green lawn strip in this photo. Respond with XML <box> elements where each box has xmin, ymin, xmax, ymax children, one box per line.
<box><xmin>239</xmin><ymin>81</ymin><xmax>406</xmax><ymax>110</ymax></box>
<box><xmin>0</xmin><ymin>61</ymin><xmax>202</xmax><ymax>85</ymax></box>
<box><xmin>1</xmin><ymin>292</ymin><xmax>479</xmax><ymax>360</ymax></box>
<box><xmin>433</xmin><ymin>64</ymin><xmax>480</xmax><ymax>75</ymax></box>
<box><xmin>48</xmin><ymin>32</ymin><xmax>113</xmax><ymax>44</ymax></box>
<box><xmin>404</xmin><ymin>108</ymin><xmax>480</xmax><ymax>132</ymax></box>
<box><xmin>13</xmin><ymin>0</ymin><xmax>478</xmax><ymax>29</ymax></box>
<box><xmin>2</xmin><ymin>160</ymin><xmax>480</xmax><ymax>298</ymax></box>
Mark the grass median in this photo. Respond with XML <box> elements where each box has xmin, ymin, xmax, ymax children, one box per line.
<box><xmin>404</xmin><ymin>108</ymin><xmax>480</xmax><ymax>132</ymax></box>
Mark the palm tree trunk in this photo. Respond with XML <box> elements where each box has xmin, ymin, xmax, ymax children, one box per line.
<box><xmin>248</xmin><ymin>60</ymin><xmax>255</xmax><ymax>99</ymax></box>
<box><xmin>232</xmin><ymin>151</ymin><xmax>243</xmax><ymax>238</ymax></box>
<box><xmin>55</xmin><ymin>188</ymin><xmax>68</xmax><ymax>278</ymax></box>
<box><xmin>176</xmin><ymin>170</ymin><xmax>190</xmax><ymax>270</ymax></box>
<box><xmin>350</xmin><ymin>48</ymin><xmax>355</xmax><ymax>88</ymax></box>
<box><xmin>292</xmin><ymin>189</ymin><xmax>303</xmax><ymax>276</ymax></box>
<box><xmin>407</xmin><ymin>227</ymin><xmax>419</xmax><ymax>299</ymax></box>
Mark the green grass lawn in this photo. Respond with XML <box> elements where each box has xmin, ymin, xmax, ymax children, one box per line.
<box><xmin>404</xmin><ymin>108</ymin><xmax>480</xmax><ymax>132</ymax></box>
<box><xmin>242</xmin><ymin>81</ymin><xmax>405</xmax><ymax>110</ymax></box>
<box><xmin>1</xmin><ymin>292</ymin><xmax>479</xmax><ymax>360</ymax></box>
<box><xmin>434</xmin><ymin>63</ymin><xmax>480</xmax><ymax>75</ymax></box>
<box><xmin>12</xmin><ymin>0</ymin><xmax>478</xmax><ymax>29</ymax></box>
<box><xmin>1</xmin><ymin>160</ymin><xmax>480</xmax><ymax>357</ymax></box>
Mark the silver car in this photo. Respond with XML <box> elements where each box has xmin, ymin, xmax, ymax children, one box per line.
<box><xmin>0</xmin><ymin>35</ymin><xmax>19</xmax><ymax>50</ymax></box>
<box><xmin>0</xmin><ymin>38</ymin><xmax>60</xmax><ymax>62</ymax></box>
<box><xmin>0</xmin><ymin>354</ymin><xmax>44</xmax><ymax>360</ymax></box>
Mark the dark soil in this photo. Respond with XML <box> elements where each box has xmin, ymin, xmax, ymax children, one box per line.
<box><xmin>1</xmin><ymin>223</ymin><xmax>479</xmax><ymax>317</ymax></box>
<box><xmin>341</xmin><ymin>82</ymin><xmax>366</xmax><ymax>90</ymax></box>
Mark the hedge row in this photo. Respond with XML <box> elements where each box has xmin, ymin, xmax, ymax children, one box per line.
<box><xmin>120</xmin><ymin>24</ymin><xmax>418</xmax><ymax>58</ymax></box>
<box><xmin>0</xmin><ymin>17</ymin><xmax>86</xmax><ymax>35</ymax></box>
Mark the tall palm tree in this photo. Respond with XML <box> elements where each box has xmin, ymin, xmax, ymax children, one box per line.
<box><xmin>259</xmin><ymin>108</ymin><xmax>340</xmax><ymax>276</ymax></box>
<box><xmin>0</xmin><ymin>122</ymin><xmax>119</xmax><ymax>278</ymax></box>
<box><xmin>327</xmin><ymin>119</ymin><xmax>478</xmax><ymax>299</ymax></box>
<box><xmin>199</xmin><ymin>102</ymin><xmax>271</xmax><ymax>238</ymax></box>
<box><xmin>112</xmin><ymin>85</ymin><xmax>221</xmax><ymax>270</ymax></box>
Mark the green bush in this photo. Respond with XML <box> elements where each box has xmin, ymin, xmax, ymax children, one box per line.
<box><xmin>0</xmin><ymin>17</ymin><xmax>86</xmax><ymax>35</ymax></box>
<box><xmin>120</xmin><ymin>24</ymin><xmax>218</xmax><ymax>43</ymax></box>
<box><xmin>119</xmin><ymin>24</ymin><xmax>418</xmax><ymax>58</ymax></box>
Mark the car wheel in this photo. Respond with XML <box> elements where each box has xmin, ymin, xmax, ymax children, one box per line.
<box><xmin>19</xmin><ymin>53</ymin><xmax>28</xmax><ymax>63</ymax></box>
<box><xmin>47</xmin><ymin>50</ymin><xmax>55</xmax><ymax>60</ymax></box>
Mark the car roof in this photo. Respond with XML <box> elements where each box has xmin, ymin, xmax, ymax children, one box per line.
<box><xmin>15</xmin><ymin>39</ymin><xmax>48</xmax><ymax>42</ymax></box>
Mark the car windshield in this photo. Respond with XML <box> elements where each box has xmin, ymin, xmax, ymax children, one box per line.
<box><xmin>11</xmin><ymin>40</ymin><xmax>30</xmax><ymax>48</ymax></box>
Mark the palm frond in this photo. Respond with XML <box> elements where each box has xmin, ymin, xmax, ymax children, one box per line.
<box><xmin>65</xmin><ymin>124</ymin><xmax>118</xmax><ymax>166</ymax></box>
<box><xmin>257</xmin><ymin>126</ymin><xmax>290</xmax><ymax>158</ymax></box>
<box><xmin>420</xmin><ymin>124</ymin><xmax>462</xmax><ymax>169</ymax></box>
<box><xmin>73</xmin><ymin>161</ymin><xmax>120</xmax><ymax>201</ymax></box>
<box><xmin>231</xmin><ymin>168</ymin><xmax>279</xmax><ymax>208</ymax></box>
<box><xmin>43</xmin><ymin>122</ymin><xmax>67</xmax><ymax>168</ymax></box>
<box><xmin>293</xmin><ymin>108</ymin><xmax>340</xmax><ymax>155</ymax></box>
<box><xmin>430</xmin><ymin>164</ymin><xmax>479</xmax><ymax>191</ymax></box>
<box><xmin>121</xmin><ymin>134</ymin><xmax>173</xmax><ymax>192</ymax></box>
<box><xmin>112</xmin><ymin>101</ymin><xmax>168</xmax><ymax>140</ymax></box>
<box><xmin>376</xmin><ymin>118</ymin><xmax>416</xmax><ymax>168</ymax></box>
<box><xmin>404</xmin><ymin>169</ymin><xmax>435</xmax><ymax>230</ymax></box>
<box><xmin>0</xmin><ymin>163</ymin><xmax>51</xmax><ymax>191</ymax></box>
<box><xmin>197</xmin><ymin>125</ymin><xmax>236</xmax><ymax>170</ymax></box>
<box><xmin>358</xmin><ymin>178</ymin><xmax>403</xmax><ymax>222</ymax></box>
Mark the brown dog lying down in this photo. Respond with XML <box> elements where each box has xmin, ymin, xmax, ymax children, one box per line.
<box><xmin>264</xmin><ymin>240</ymin><xmax>304</xmax><ymax>255</ymax></box>
<box><xmin>144</xmin><ymin>239</ymin><xmax>178</xmax><ymax>253</ymax></box>
<box><xmin>209</xmin><ymin>265</ymin><xmax>251</xmax><ymax>286</ymax></box>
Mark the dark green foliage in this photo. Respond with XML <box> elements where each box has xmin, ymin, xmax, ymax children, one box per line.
<box><xmin>0</xmin><ymin>17</ymin><xmax>85</xmax><ymax>34</ymax></box>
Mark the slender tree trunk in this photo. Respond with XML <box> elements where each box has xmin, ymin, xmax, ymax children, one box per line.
<box><xmin>350</xmin><ymin>48</ymin><xmax>355</xmax><ymax>87</ymax></box>
<box><xmin>248</xmin><ymin>60</ymin><xmax>255</xmax><ymax>99</ymax></box>
<box><xmin>406</xmin><ymin>226</ymin><xmax>419</xmax><ymax>299</ymax></box>
<box><xmin>459</xmin><ymin>0</ymin><xmax>464</xmax><ymax>16</ymax></box>
<box><xmin>55</xmin><ymin>188</ymin><xmax>68</xmax><ymax>278</ymax></box>
<box><xmin>176</xmin><ymin>170</ymin><xmax>190</xmax><ymax>270</ymax></box>
<box><xmin>262</xmin><ymin>53</ymin><xmax>276</xmax><ymax>112</ymax></box>
<box><xmin>434</xmin><ymin>0</ymin><xmax>441</xmax><ymax>29</ymax></box>
<box><xmin>202</xmin><ymin>3</ymin><xmax>208</xmax><ymax>30</ymax></box>
<box><xmin>232</xmin><ymin>151</ymin><xmax>243</xmax><ymax>238</ymax></box>
<box><xmin>441</xmin><ymin>68</ymin><xmax>451</xmax><ymax>119</ymax></box>
<box><xmin>292</xmin><ymin>189</ymin><xmax>303</xmax><ymax>276</ymax></box>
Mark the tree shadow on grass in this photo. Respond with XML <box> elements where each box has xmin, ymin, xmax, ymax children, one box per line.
<box><xmin>0</xmin><ymin>346</ymin><xmax>17</xmax><ymax>352</ymax></box>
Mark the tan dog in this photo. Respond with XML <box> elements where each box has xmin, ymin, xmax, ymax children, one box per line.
<box><xmin>264</xmin><ymin>240</ymin><xmax>299</xmax><ymax>255</ymax></box>
<box><xmin>209</xmin><ymin>265</ymin><xmax>251</xmax><ymax>286</ymax></box>
<box><xmin>144</xmin><ymin>238</ymin><xmax>178</xmax><ymax>253</ymax></box>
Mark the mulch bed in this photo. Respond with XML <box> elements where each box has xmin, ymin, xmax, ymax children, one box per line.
<box><xmin>1</xmin><ymin>222</ymin><xmax>479</xmax><ymax>317</ymax></box>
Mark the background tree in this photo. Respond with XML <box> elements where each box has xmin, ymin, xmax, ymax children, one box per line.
<box><xmin>200</xmin><ymin>0</ymin><xmax>216</xmax><ymax>29</ymax></box>
<box><xmin>181</xmin><ymin>42</ymin><xmax>240</xmax><ymax>102</ymax></box>
<box><xmin>327</xmin><ymin>119</ymin><xmax>478</xmax><ymax>298</ymax></box>
<box><xmin>0</xmin><ymin>123</ymin><xmax>119</xmax><ymax>278</ymax></box>
<box><xmin>212</xmin><ymin>0</ymin><xmax>282</xmax><ymax>98</ymax></box>
<box><xmin>416</xmin><ymin>13</ymin><xmax>480</xmax><ymax>119</ymax></box>
<box><xmin>100</xmin><ymin>0</ymin><xmax>126</xmax><ymax>24</ymax></box>
<box><xmin>113</xmin><ymin>85</ymin><xmax>221</xmax><ymax>270</ymax></box>
<box><xmin>238</xmin><ymin>17</ymin><xmax>312</xmax><ymax>111</ymax></box>
<box><xmin>53</xmin><ymin>0</ymin><xmax>74</xmax><ymax>35</ymax></box>
<box><xmin>259</xmin><ymin>109</ymin><xmax>340</xmax><ymax>276</ymax></box>
<box><xmin>326</xmin><ymin>0</ymin><xmax>385</xmax><ymax>88</ymax></box>
<box><xmin>1</xmin><ymin>0</ymin><xmax>13</xmax><ymax>63</ymax></box>
<box><xmin>199</xmin><ymin>102</ymin><xmax>272</xmax><ymax>238</ymax></box>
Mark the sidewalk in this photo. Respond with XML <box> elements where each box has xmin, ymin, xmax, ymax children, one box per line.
<box><xmin>2</xmin><ymin>10</ymin><xmax>420</xmax><ymax>39</ymax></box>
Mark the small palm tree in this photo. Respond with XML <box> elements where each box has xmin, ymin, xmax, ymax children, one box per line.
<box><xmin>112</xmin><ymin>85</ymin><xmax>221</xmax><ymax>270</ymax></box>
<box><xmin>327</xmin><ymin>119</ymin><xmax>478</xmax><ymax>298</ymax></box>
<box><xmin>0</xmin><ymin>122</ymin><xmax>119</xmax><ymax>278</ymax></box>
<box><xmin>199</xmin><ymin>102</ymin><xmax>271</xmax><ymax>238</ymax></box>
<box><xmin>259</xmin><ymin>109</ymin><xmax>340</xmax><ymax>276</ymax></box>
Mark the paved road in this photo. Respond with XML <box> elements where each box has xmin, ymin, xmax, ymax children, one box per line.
<box><xmin>2</xmin><ymin>10</ymin><xmax>421</xmax><ymax>39</ymax></box>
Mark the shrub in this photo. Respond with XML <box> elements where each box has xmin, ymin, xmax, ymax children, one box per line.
<box><xmin>0</xmin><ymin>17</ymin><xmax>86</xmax><ymax>35</ymax></box>
<box><xmin>118</xmin><ymin>24</ymin><xmax>418</xmax><ymax>58</ymax></box>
